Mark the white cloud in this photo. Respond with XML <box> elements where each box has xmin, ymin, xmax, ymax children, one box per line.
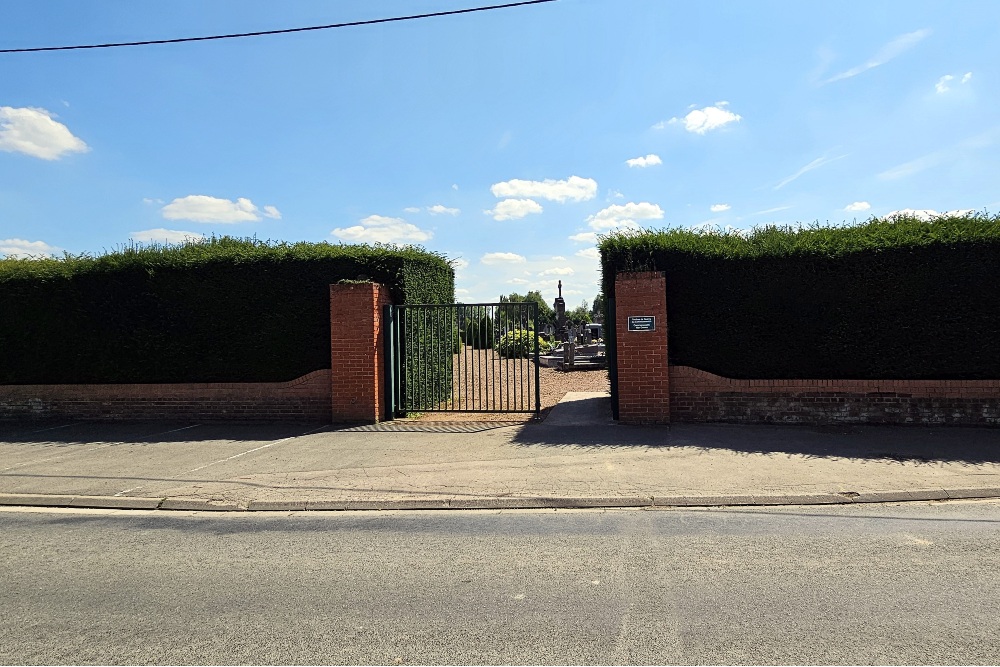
<box><xmin>626</xmin><ymin>153</ymin><xmax>662</xmax><ymax>168</ymax></box>
<box><xmin>481</xmin><ymin>252</ymin><xmax>526</xmax><ymax>265</ymax></box>
<box><xmin>0</xmin><ymin>106</ymin><xmax>89</xmax><ymax>160</ymax></box>
<box><xmin>569</xmin><ymin>231</ymin><xmax>599</xmax><ymax>244</ymax></box>
<box><xmin>427</xmin><ymin>204</ymin><xmax>460</xmax><ymax>216</ymax></box>
<box><xmin>507</xmin><ymin>278</ymin><xmax>530</xmax><ymax>284</ymax></box>
<box><xmin>824</xmin><ymin>29</ymin><xmax>931</xmax><ymax>84</ymax></box>
<box><xmin>606</xmin><ymin>189</ymin><xmax>624</xmax><ymax>200</ymax></box>
<box><xmin>935</xmin><ymin>75</ymin><xmax>954</xmax><ymax>94</ymax></box>
<box><xmin>551</xmin><ymin>255</ymin><xmax>566</xmax><ymax>261</ymax></box>
<box><xmin>845</xmin><ymin>201</ymin><xmax>871</xmax><ymax>212</ymax></box>
<box><xmin>161</xmin><ymin>195</ymin><xmax>279</xmax><ymax>223</ymax></box>
<box><xmin>485</xmin><ymin>198</ymin><xmax>543</xmax><ymax>221</ymax></box>
<box><xmin>885</xmin><ymin>208</ymin><xmax>975</xmax><ymax>221</ymax></box>
<box><xmin>142</xmin><ymin>197</ymin><xmax>164</xmax><ymax>205</ymax></box>
<box><xmin>878</xmin><ymin>152</ymin><xmax>944</xmax><ymax>180</ymax></box>
<box><xmin>936</xmin><ymin>71</ymin><xmax>973</xmax><ymax>93</ymax></box>
<box><xmin>451</xmin><ymin>184</ymin><xmax>459</xmax><ymax>190</ymax></box>
<box><xmin>403</xmin><ymin>206</ymin><xmax>421</xmax><ymax>214</ymax></box>
<box><xmin>451</xmin><ymin>258</ymin><xmax>470</xmax><ymax>270</ymax></box>
<box><xmin>539</xmin><ymin>267</ymin><xmax>575</xmax><ymax>276</ymax></box>
<box><xmin>754</xmin><ymin>205</ymin><xmax>792</xmax><ymax>215</ymax></box>
<box><xmin>575</xmin><ymin>247</ymin><xmax>600</xmax><ymax>260</ymax></box>
<box><xmin>0</xmin><ymin>238</ymin><xmax>60</xmax><ymax>258</ymax></box>
<box><xmin>490</xmin><ymin>176</ymin><xmax>597</xmax><ymax>203</ymax></box>
<box><xmin>710</xmin><ymin>203</ymin><xmax>731</xmax><ymax>212</ymax></box>
<box><xmin>129</xmin><ymin>228</ymin><xmax>206</xmax><ymax>244</ymax></box>
<box><xmin>586</xmin><ymin>201</ymin><xmax>664</xmax><ymax>230</ymax></box>
<box><xmin>331</xmin><ymin>214</ymin><xmax>432</xmax><ymax>244</ymax></box>
<box><xmin>774</xmin><ymin>155</ymin><xmax>846</xmax><ymax>189</ymax></box>
<box><xmin>659</xmin><ymin>104</ymin><xmax>742</xmax><ymax>134</ymax></box>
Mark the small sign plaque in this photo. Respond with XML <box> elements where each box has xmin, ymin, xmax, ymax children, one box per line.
<box><xmin>627</xmin><ymin>316</ymin><xmax>655</xmax><ymax>332</ymax></box>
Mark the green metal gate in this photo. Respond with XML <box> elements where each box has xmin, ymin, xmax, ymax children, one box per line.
<box><xmin>384</xmin><ymin>302</ymin><xmax>541</xmax><ymax>417</ymax></box>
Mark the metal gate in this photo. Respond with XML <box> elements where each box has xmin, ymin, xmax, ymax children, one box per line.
<box><xmin>384</xmin><ymin>302</ymin><xmax>541</xmax><ymax>417</ymax></box>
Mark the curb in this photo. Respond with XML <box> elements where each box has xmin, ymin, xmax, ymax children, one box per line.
<box><xmin>2</xmin><ymin>488</ymin><xmax>1000</xmax><ymax>512</ymax></box>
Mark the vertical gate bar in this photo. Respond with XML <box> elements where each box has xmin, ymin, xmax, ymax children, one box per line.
<box><xmin>383</xmin><ymin>304</ymin><xmax>395</xmax><ymax>419</ymax></box>
<box><xmin>422</xmin><ymin>306</ymin><xmax>428</xmax><ymax>410</ymax></box>
<box><xmin>427</xmin><ymin>306</ymin><xmax>441</xmax><ymax>409</ymax></box>
<box><xmin>509</xmin><ymin>304</ymin><xmax>515</xmax><ymax>410</ymax></box>
<box><xmin>467</xmin><ymin>305</ymin><xmax>472</xmax><ymax>410</ymax></box>
<box><xmin>491</xmin><ymin>305</ymin><xmax>498</xmax><ymax>411</ymax></box>
<box><xmin>397</xmin><ymin>306</ymin><xmax>404</xmax><ymax>413</ymax></box>
<box><xmin>524</xmin><ymin>302</ymin><xmax>530</xmax><ymax>410</ymax></box>
<box><xmin>480</xmin><ymin>306</ymin><xmax>486</xmax><ymax>410</ymax></box>
<box><xmin>474</xmin><ymin>307</ymin><xmax>480</xmax><ymax>410</ymax></box>
<box><xmin>508</xmin><ymin>304</ymin><xmax>514</xmax><ymax>410</ymax></box>
<box><xmin>533</xmin><ymin>301</ymin><xmax>540</xmax><ymax>417</ymax></box>
<box><xmin>458</xmin><ymin>305</ymin><xmax>469</xmax><ymax>409</ymax></box>
<box><xmin>447</xmin><ymin>306</ymin><xmax>453</xmax><ymax>410</ymax></box>
<box><xmin>453</xmin><ymin>305</ymin><xmax>459</xmax><ymax>410</ymax></box>
<box><xmin>392</xmin><ymin>306</ymin><xmax>406</xmax><ymax>413</ymax></box>
<box><xmin>511</xmin><ymin>303</ymin><xmax>518</xmax><ymax>410</ymax></box>
<box><xmin>524</xmin><ymin>302</ymin><xmax>529</xmax><ymax>410</ymax></box>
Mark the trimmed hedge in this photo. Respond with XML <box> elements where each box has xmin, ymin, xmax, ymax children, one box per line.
<box><xmin>0</xmin><ymin>237</ymin><xmax>454</xmax><ymax>384</ymax></box>
<box><xmin>599</xmin><ymin>213</ymin><xmax>1000</xmax><ymax>379</ymax></box>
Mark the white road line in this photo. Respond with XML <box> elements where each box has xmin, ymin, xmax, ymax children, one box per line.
<box><xmin>23</xmin><ymin>423</ymin><xmax>76</xmax><ymax>435</ymax></box>
<box><xmin>1</xmin><ymin>423</ymin><xmax>203</xmax><ymax>474</ymax></box>
<box><xmin>113</xmin><ymin>424</ymin><xmax>329</xmax><ymax>497</ymax></box>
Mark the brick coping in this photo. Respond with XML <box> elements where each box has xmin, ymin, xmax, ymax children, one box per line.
<box><xmin>670</xmin><ymin>366</ymin><xmax>1000</xmax><ymax>398</ymax></box>
<box><xmin>0</xmin><ymin>369</ymin><xmax>331</xmax><ymax>396</ymax></box>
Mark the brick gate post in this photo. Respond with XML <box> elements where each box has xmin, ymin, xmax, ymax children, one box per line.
<box><xmin>614</xmin><ymin>271</ymin><xmax>670</xmax><ymax>424</ymax></box>
<box><xmin>329</xmin><ymin>283</ymin><xmax>393</xmax><ymax>423</ymax></box>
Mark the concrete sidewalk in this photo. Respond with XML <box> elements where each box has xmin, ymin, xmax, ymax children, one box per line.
<box><xmin>2</xmin><ymin>392</ymin><xmax>1000</xmax><ymax>512</ymax></box>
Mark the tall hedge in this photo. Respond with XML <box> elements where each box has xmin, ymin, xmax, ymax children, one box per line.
<box><xmin>0</xmin><ymin>237</ymin><xmax>454</xmax><ymax>384</ymax></box>
<box><xmin>599</xmin><ymin>213</ymin><xmax>1000</xmax><ymax>379</ymax></box>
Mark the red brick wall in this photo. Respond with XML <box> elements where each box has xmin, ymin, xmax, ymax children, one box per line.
<box><xmin>329</xmin><ymin>283</ymin><xmax>393</xmax><ymax>423</ymax></box>
<box><xmin>615</xmin><ymin>272</ymin><xmax>670</xmax><ymax>424</ymax></box>
<box><xmin>611</xmin><ymin>270</ymin><xmax>1000</xmax><ymax>426</ymax></box>
<box><xmin>0</xmin><ymin>370</ymin><xmax>332</xmax><ymax>421</ymax></box>
<box><xmin>670</xmin><ymin>366</ymin><xmax>1000</xmax><ymax>425</ymax></box>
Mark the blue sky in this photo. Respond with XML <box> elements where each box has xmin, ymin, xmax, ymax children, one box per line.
<box><xmin>2</xmin><ymin>0</ymin><xmax>999</xmax><ymax>306</ymax></box>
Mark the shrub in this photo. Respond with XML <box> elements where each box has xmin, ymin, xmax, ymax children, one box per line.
<box><xmin>0</xmin><ymin>236</ymin><xmax>455</xmax><ymax>384</ymax></box>
<box><xmin>599</xmin><ymin>213</ymin><xmax>1000</xmax><ymax>379</ymax></box>
<box><xmin>465</xmin><ymin>316</ymin><xmax>495</xmax><ymax>349</ymax></box>
<box><xmin>496</xmin><ymin>329</ymin><xmax>542</xmax><ymax>358</ymax></box>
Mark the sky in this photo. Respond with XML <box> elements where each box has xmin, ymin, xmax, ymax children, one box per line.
<box><xmin>2</xmin><ymin>0</ymin><xmax>999</xmax><ymax>307</ymax></box>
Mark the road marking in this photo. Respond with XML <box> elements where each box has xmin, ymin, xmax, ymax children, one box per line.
<box><xmin>114</xmin><ymin>424</ymin><xmax>329</xmax><ymax>497</ymax></box>
<box><xmin>1</xmin><ymin>424</ymin><xmax>203</xmax><ymax>473</ymax></box>
<box><xmin>23</xmin><ymin>423</ymin><xmax>76</xmax><ymax>435</ymax></box>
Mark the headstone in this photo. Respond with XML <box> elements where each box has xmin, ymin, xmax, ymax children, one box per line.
<box><xmin>553</xmin><ymin>280</ymin><xmax>568</xmax><ymax>342</ymax></box>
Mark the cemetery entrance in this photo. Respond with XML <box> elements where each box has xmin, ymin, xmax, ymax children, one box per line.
<box><xmin>384</xmin><ymin>302</ymin><xmax>541</xmax><ymax>417</ymax></box>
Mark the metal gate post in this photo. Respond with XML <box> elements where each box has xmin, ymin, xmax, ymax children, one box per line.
<box><xmin>383</xmin><ymin>304</ymin><xmax>396</xmax><ymax>420</ymax></box>
<box><xmin>533</xmin><ymin>302</ymin><xmax>540</xmax><ymax>417</ymax></box>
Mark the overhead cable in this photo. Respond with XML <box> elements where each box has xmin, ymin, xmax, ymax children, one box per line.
<box><xmin>0</xmin><ymin>0</ymin><xmax>556</xmax><ymax>53</ymax></box>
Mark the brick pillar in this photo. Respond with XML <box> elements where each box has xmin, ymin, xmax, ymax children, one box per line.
<box><xmin>615</xmin><ymin>271</ymin><xmax>669</xmax><ymax>424</ymax></box>
<box><xmin>329</xmin><ymin>283</ymin><xmax>393</xmax><ymax>423</ymax></box>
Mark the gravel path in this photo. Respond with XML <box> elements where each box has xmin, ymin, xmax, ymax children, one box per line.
<box><xmin>409</xmin><ymin>346</ymin><xmax>609</xmax><ymax>422</ymax></box>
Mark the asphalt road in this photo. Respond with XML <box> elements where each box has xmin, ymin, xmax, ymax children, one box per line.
<box><xmin>2</xmin><ymin>501</ymin><xmax>999</xmax><ymax>665</ymax></box>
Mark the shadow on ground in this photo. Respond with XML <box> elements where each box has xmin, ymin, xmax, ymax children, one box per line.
<box><xmin>511</xmin><ymin>396</ymin><xmax>1000</xmax><ymax>465</ymax></box>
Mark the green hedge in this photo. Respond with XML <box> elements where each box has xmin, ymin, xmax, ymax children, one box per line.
<box><xmin>599</xmin><ymin>213</ymin><xmax>1000</xmax><ymax>379</ymax></box>
<box><xmin>0</xmin><ymin>237</ymin><xmax>454</xmax><ymax>384</ymax></box>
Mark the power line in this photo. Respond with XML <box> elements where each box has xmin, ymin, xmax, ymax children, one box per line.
<box><xmin>0</xmin><ymin>0</ymin><xmax>556</xmax><ymax>54</ymax></box>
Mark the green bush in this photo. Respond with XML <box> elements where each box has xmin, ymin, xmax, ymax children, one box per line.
<box><xmin>465</xmin><ymin>316</ymin><xmax>495</xmax><ymax>349</ymax></box>
<box><xmin>0</xmin><ymin>236</ymin><xmax>454</xmax><ymax>384</ymax></box>
<box><xmin>599</xmin><ymin>213</ymin><xmax>1000</xmax><ymax>379</ymax></box>
<box><xmin>496</xmin><ymin>329</ymin><xmax>542</xmax><ymax>358</ymax></box>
